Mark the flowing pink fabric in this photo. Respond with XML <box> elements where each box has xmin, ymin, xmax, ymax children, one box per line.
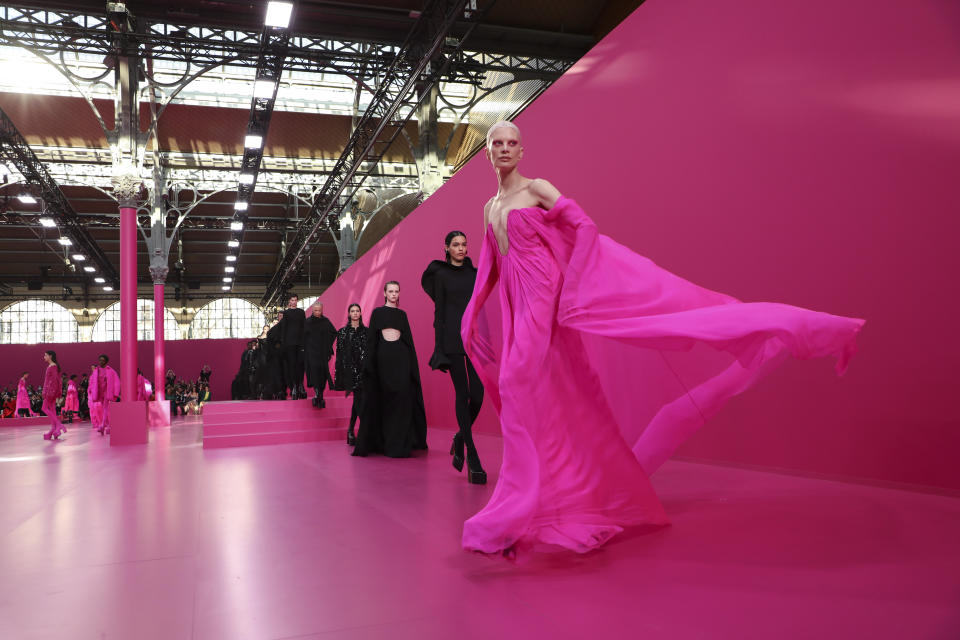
<box><xmin>65</xmin><ymin>380</ymin><xmax>79</xmax><ymax>413</ymax></box>
<box><xmin>137</xmin><ymin>375</ymin><xmax>152</xmax><ymax>401</ymax></box>
<box><xmin>461</xmin><ymin>197</ymin><xmax>864</xmax><ymax>554</ymax></box>
<box><xmin>15</xmin><ymin>378</ymin><xmax>31</xmax><ymax>413</ymax></box>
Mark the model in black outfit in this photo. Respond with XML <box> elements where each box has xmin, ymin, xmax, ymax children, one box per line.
<box><xmin>352</xmin><ymin>281</ymin><xmax>428</xmax><ymax>458</ymax></box>
<box><xmin>304</xmin><ymin>302</ymin><xmax>337</xmax><ymax>408</ymax></box>
<box><xmin>257</xmin><ymin>316</ymin><xmax>285</xmax><ymax>399</ymax></box>
<box><xmin>334</xmin><ymin>303</ymin><xmax>368</xmax><ymax>445</ymax></box>
<box><xmin>279</xmin><ymin>294</ymin><xmax>307</xmax><ymax>399</ymax></box>
<box><xmin>421</xmin><ymin>230</ymin><xmax>487</xmax><ymax>484</ymax></box>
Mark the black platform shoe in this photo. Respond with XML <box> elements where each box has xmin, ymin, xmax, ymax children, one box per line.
<box><xmin>451</xmin><ymin>433</ymin><xmax>465</xmax><ymax>472</ymax></box>
<box><xmin>346</xmin><ymin>430</ymin><xmax>356</xmax><ymax>446</ymax></box>
<box><xmin>466</xmin><ymin>448</ymin><xmax>487</xmax><ymax>485</ymax></box>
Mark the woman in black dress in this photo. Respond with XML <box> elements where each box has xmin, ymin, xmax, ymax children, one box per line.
<box><xmin>352</xmin><ymin>281</ymin><xmax>428</xmax><ymax>458</ymax></box>
<box><xmin>334</xmin><ymin>303</ymin><xmax>368</xmax><ymax>445</ymax></box>
<box><xmin>304</xmin><ymin>302</ymin><xmax>337</xmax><ymax>408</ymax></box>
<box><xmin>421</xmin><ymin>231</ymin><xmax>486</xmax><ymax>484</ymax></box>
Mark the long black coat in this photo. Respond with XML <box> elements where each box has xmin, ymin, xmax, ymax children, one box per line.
<box><xmin>303</xmin><ymin>315</ymin><xmax>337</xmax><ymax>388</ymax></box>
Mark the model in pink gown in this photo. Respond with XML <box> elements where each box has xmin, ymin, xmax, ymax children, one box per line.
<box><xmin>460</xmin><ymin>193</ymin><xmax>864</xmax><ymax>555</ymax></box>
<box><xmin>64</xmin><ymin>379</ymin><xmax>80</xmax><ymax>414</ymax></box>
<box><xmin>15</xmin><ymin>376</ymin><xmax>35</xmax><ymax>417</ymax></box>
<box><xmin>41</xmin><ymin>357</ymin><xmax>65</xmax><ymax>440</ymax></box>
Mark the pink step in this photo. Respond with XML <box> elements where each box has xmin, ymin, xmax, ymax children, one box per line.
<box><xmin>203</xmin><ymin>427</ymin><xmax>349</xmax><ymax>449</ymax></box>
<box><xmin>200</xmin><ymin>398</ymin><xmax>352</xmax><ymax>449</ymax></box>
<box><xmin>203</xmin><ymin>415</ymin><xmax>348</xmax><ymax>437</ymax></box>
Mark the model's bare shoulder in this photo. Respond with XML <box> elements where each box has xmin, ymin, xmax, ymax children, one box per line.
<box><xmin>529</xmin><ymin>179</ymin><xmax>562</xmax><ymax>209</ymax></box>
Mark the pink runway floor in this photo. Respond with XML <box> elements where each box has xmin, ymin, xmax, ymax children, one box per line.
<box><xmin>0</xmin><ymin>417</ymin><xmax>958</xmax><ymax>640</ymax></box>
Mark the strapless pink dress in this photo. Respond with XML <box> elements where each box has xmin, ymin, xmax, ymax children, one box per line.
<box><xmin>460</xmin><ymin>196</ymin><xmax>864</xmax><ymax>555</ymax></box>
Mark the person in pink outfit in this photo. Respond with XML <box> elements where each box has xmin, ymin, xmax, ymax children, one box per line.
<box><xmin>41</xmin><ymin>351</ymin><xmax>65</xmax><ymax>440</ymax></box>
<box><xmin>89</xmin><ymin>354</ymin><xmax>120</xmax><ymax>435</ymax></box>
<box><xmin>63</xmin><ymin>375</ymin><xmax>80</xmax><ymax>422</ymax></box>
<box><xmin>136</xmin><ymin>369</ymin><xmax>152</xmax><ymax>401</ymax></box>
<box><xmin>459</xmin><ymin>121</ymin><xmax>865</xmax><ymax>557</ymax></box>
<box><xmin>15</xmin><ymin>372</ymin><xmax>36</xmax><ymax>417</ymax></box>
<box><xmin>87</xmin><ymin>364</ymin><xmax>102</xmax><ymax>429</ymax></box>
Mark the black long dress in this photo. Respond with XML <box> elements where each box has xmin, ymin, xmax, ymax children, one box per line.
<box><xmin>304</xmin><ymin>314</ymin><xmax>337</xmax><ymax>391</ymax></box>
<box><xmin>352</xmin><ymin>306</ymin><xmax>428</xmax><ymax>458</ymax></box>
<box><xmin>255</xmin><ymin>323</ymin><xmax>284</xmax><ymax>399</ymax></box>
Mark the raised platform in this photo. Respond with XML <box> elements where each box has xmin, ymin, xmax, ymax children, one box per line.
<box><xmin>0</xmin><ymin>415</ymin><xmax>86</xmax><ymax>427</ymax></box>
<box><xmin>201</xmin><ymin>394</ymin><xmax>352</xmax><ymax>449</ymax></box>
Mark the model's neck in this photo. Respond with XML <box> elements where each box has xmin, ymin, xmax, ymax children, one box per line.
<box><xmin>350</xmin><ymin>319</ymin><xmax>360</xmax><ymax>327</ymax></box>
<box><xmin>449</xmin><ymin>257</ymin><xmax>464</xmax><ymax>267</ymax></box>
<box><xmin>496</xmin><ymin>168</ymin><xmax>526</xmax><ymax>197</ymax></box>
<box><xmin>385</xmin><ymin>301</ymin><xmax>398</xmax><ymax>308</ymax></box>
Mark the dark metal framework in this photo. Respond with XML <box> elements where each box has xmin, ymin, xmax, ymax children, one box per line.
<box><xmin>260</xmin><ymin>0</ymin><xmax>495</xmax><ymax>307</ymax></box>
<box><xmin>0</xmin><ymin>4</ymin><xmax>570</xmax><ymax>82</ymax></box>
<box><xmin>0</xmin><ymin>106</ymin><xmax>119</xmax><ymax>284</ymax></box>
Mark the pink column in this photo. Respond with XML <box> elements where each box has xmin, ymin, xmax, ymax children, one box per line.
<box><xmin>120</xmin><ymin>205</ymin><xmax>138</xmax><ymax>401</ymax></box>
<box><xmin>154</xmin><ymin>282</ymin><xmax>165</xmax><ymax>402</ymax></box>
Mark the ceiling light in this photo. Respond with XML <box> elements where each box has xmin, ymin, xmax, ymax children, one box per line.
<box><xmin>72</xmin><ymin>254</ymin><xmax>85</xmax><ymax>261</ymax></box>
<box><xmin>83</xmin><ymin>266</ymin><xmax>96</xmax><ymax>273</ymax></box>
<box><xmin>17</xmin><ymin>194</ymin><xmax>37</xmax><ymax>204</ymax></box>
<box><xmin>253</xmin><ymin>79</ymin><xmax>276</xmax><ymax>99</ymax></box>
<box><xmin>103</xmin><ymin>286</ymin><xmax>113</xmax><ymax>292</ymax></box>
<box><xmin>223</xmin><ymin>277</ymin><xmax>233</xmax><ymax>283</ymax></box>
<box><xmin>233</xmin><ymin>201</ymin><xmax>248</xmax><ymax>212</ymax></box>
<box><xmin>265</xmin><ymin>1</ymin><xmax>293</xmax><ymax>28</ymax></box>
<box><xmin>225</xmin><ymin>266</ymin><xmax>235</xmax><ymax>273</ymax></box>
<box><xmin>230</xmin><ymin>220</ymin><xmax>244</xmax><ymax>231</ymax></box>
<box><xmin>94</xmin><ymin>277</ymin><xmax>106</xmax><ymax>283</ymax></box>
<box><xmin>244</xmin><ymin>134</ymin><xmax>263</xmax><ymax>149</ymax></box>
<box><xmin>228</xmin><ymin>239</ymin><xmax>240</xmax><ymax>248</ymax></box>
<box><xmin>238</xmin><ymin>173</ymin><xmax>254</xmax><ymax>185</ymax></box>
<box><xmin>226</xmin><ymin>255</ymin><xmax>237</xmax><ymax>262</ymax></box>
<box><xmin>57</xmin><ymin>237</ymin><xmax>73</xmax><ymax>246</ymax></box>
<box><xmin>38</xmin><ymin>217</ymin><xmax>56</xmax><ymax>227</ymax></box>
<box><xmin>221</xmin><ymin>285</ymin><xmax>231</xmax><ymax>291</ymax></box>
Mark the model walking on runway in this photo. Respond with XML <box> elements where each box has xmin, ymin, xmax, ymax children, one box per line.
<box><xmin>41</xmin><ymin>351</ymin><xmax>65</xmax><ymax>440</ymax></box>
<box><xmin>460</xmin><ymin>121</ymin><xmax>864</xmax><ymax>556</ymax></box>
<box><xmin>422</xmin><ymin>231</ymin><xmax>486</xmax><ymax>484</ymax></box>
<box><xmin>334</xmin><ymin>303</ymin><xmax>368</xmax><ymax>446</ymax></box>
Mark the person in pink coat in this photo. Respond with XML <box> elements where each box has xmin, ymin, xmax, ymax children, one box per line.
<box><xmin>87</xmin><ymin>364</ymin><xmax>102</xmax><ymax>429</ymax></box>
<box><xmin>89</xmin><ymin>354</ymin><xmax>120</xmax><ymax>435</ymax></box>
<box><xmin>15</xmin><ymin>372</ymin><xmax>37</xmax><ymax>417</ymax></box>
<box><xmin>63</xmin><ymin>374</ymin><xmax>80</xmax><ymax>422</ymax></box>
<box><xmin>41</xmin><ymin>351</ymin><xmax>65</xmax><ymax>440</ymax></box>
<box><xmin>136</xmin><ymin>369</ymin><xmax>153</xmax><ymax>401</ymax></box>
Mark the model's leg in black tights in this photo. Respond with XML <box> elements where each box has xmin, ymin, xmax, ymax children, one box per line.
<box><xmin>448</xmin><ymin>355</ymin><xmax>485</xmax><ymax>477</ymax></box>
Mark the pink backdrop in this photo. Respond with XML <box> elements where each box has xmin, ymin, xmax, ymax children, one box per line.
<box><xmin>0</xmin><ymin>338</ymin><xmax>246</xmax><ymax>403</ymax></box>
<box><xmin>315</xmin><ymin>0</ymin><xmax>960</xmax><ymax>492</ymax></box>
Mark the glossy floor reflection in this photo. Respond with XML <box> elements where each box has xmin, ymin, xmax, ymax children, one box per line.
<box><xmin>0</xmin><ymin>417</ymin><xmax>958</xmax><ymax>640</ymax></box>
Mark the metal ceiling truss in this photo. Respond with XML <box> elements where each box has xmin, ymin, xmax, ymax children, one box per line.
<box><xmin>0</xmin><ymin>106</ymin><xmax>119</xmax><ymax>284</ymax></box>
<box><xmin>0</xmin><ymin>4</ymin><xmax>569</xmax><ymax>83</ymax></box>
<box><xmin>261</xmin><ymin>0</ymin><xmax>496</xmax><ymax>307</ymax></box>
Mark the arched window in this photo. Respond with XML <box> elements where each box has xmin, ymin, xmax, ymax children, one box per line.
<box><xmin>91</xmin><ymin>300</ymin><xmax>180</xmax><ymax>342</ymax></box>
<box><xmin>0</xmin><ymin>300</ymin><xmax>80</xmax><ymax>344</ymax></box>
<box><xmin>189</xmin><ymin>298</ymin><xmax>264</xmax><ymax>339</ymax></box>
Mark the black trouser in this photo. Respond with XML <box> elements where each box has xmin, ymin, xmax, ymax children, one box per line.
<box><xmin>447</xmin><ymin>354</ymin><xmax>484</xmax><ymax>457</ymax></box>
<box><xmin>282</xmin><ymin>345</ymin><xmax>304</xmax><ymax>393</ymax></box>
<box><xmin>348</xmin><ymin>387</ymin><xmax>363</xmax><ymax>434</ymax></box>
<box><xmin>17</xmin><ymin>408</ymin><xmax>30</xmax><ymax>417</ymax></box>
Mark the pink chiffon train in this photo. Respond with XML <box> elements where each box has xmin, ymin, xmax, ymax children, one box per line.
<box><xmin>460</xmin><ymin>196</ymin><xmax>864</xmax><ymax>555</ymax></box>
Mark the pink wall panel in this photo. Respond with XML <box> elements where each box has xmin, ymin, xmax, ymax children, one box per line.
<box><xmin>316</xmin><ymin>0</ymin><xmax>960</xmax><ymax>491</ymax></box>
<box><xmin>0</xmin><ymin>339</ymin><xmax>246</xmax><ymax>402</ymax></box>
